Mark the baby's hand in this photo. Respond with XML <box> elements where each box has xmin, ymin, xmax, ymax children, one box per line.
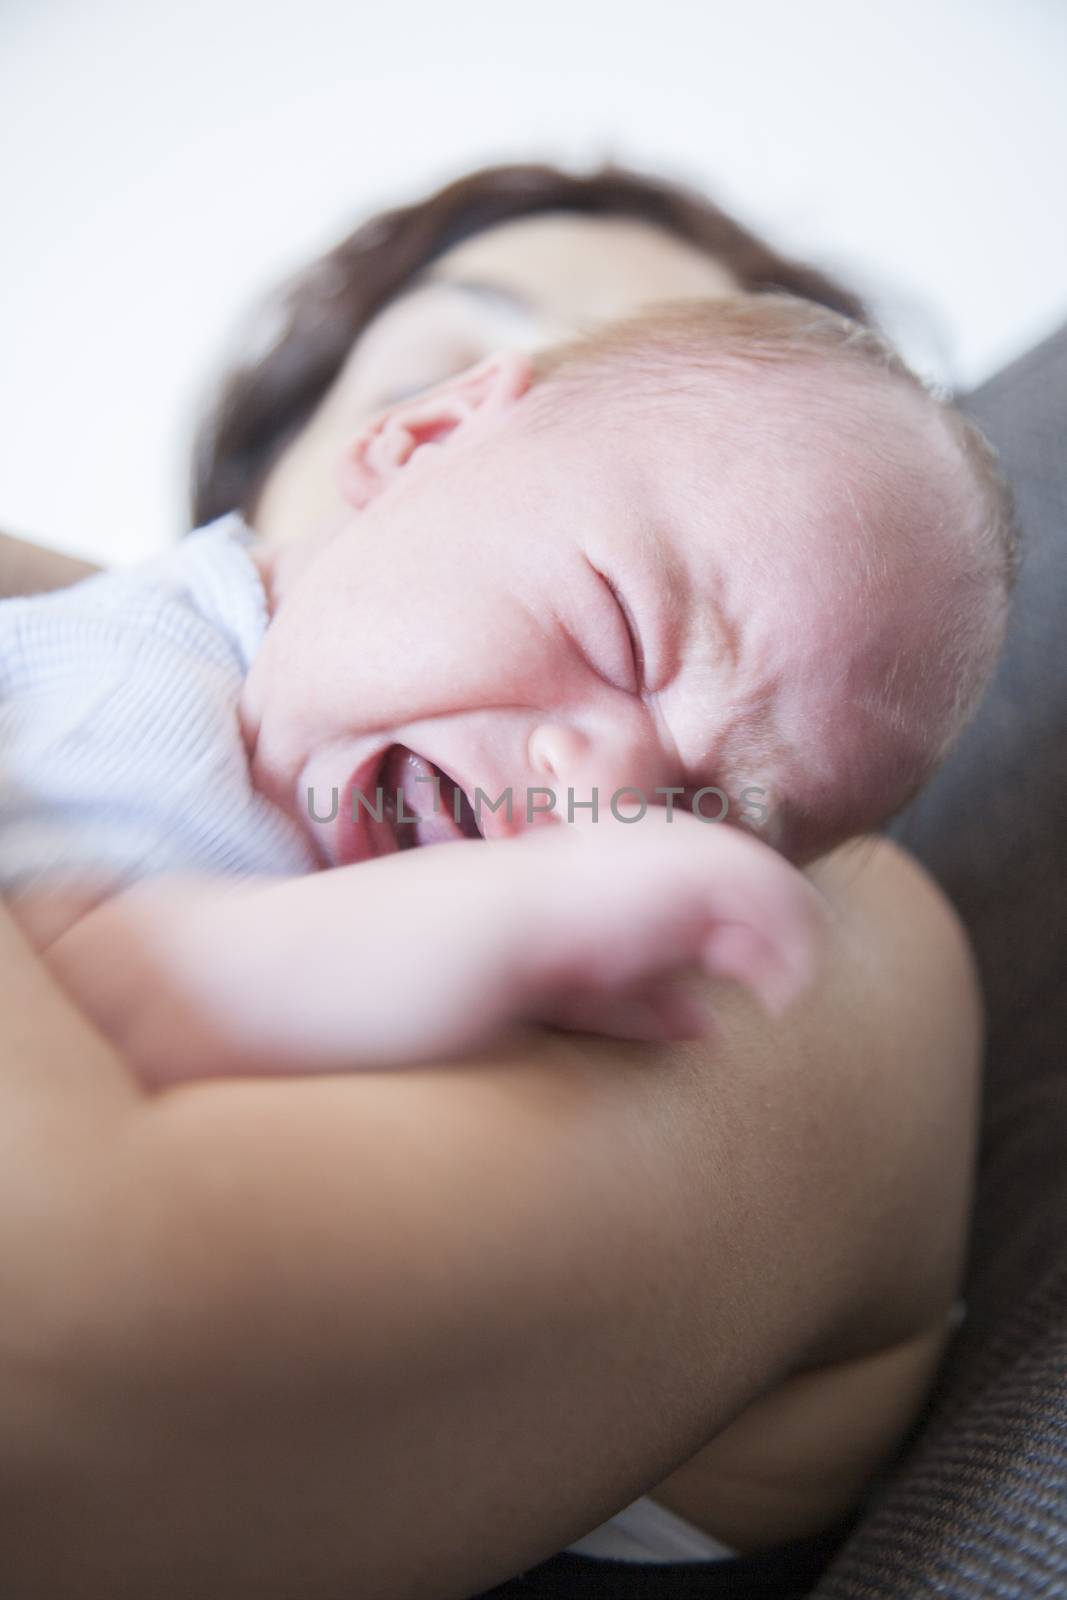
<box><xmin>481</xmin><ymin>802</ymin><xmax>823</xmax><ymax>1046</ymax></box>
<box><xmin>306</xmin><ymin>797</ymin><xmax>824</xmax><ymax>1064</ymax></box>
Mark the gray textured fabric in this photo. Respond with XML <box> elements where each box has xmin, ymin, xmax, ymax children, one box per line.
<box><xmin>812</xmin><ymin>323</ymin><xmax>1067</xmax><ymax>1598</ymax></box>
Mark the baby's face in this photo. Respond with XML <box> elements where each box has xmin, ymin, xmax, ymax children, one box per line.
<box><xmin>240</xmin><ymin>356</ymin><xmax>903</xmax><ymax>865</ymax></box>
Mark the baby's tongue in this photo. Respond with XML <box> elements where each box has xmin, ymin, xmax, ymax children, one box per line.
<box><xmin>390</xmin><ymin>746</ymin><xmax>461</xmax><ymax>848</ymax></box>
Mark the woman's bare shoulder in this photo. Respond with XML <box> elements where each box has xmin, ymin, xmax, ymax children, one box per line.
<box><xmin>804</xmin><ymin>836</ymin><xmax>981</xmax><ymax>1346</ymax></box>
<box><xmin>0</xmin><ymin>834</ymin><xmax>981</xmax><ymax>1598</ymax></box>
<box><xmin>652</xmin><ymin>1306</ymin><xmax>958</xmax><ymax>1550</ymax></box>
<box><xmin>649</xmin><ymin>837</ymin><xmax>981</xmax><ymax>1550</ymax></box>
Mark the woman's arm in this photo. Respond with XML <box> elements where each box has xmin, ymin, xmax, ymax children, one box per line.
<box><xmin>0</xmin><ymin>528</ymin><xmax>97</xmax><ymax>597</ymax></box>
<box><xmin>0</xmin><ymin>838</ymin><xmax>980</xmax><ymax>1600</ymax></box>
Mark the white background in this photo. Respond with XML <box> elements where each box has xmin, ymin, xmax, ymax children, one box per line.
<box><xmin>2</xmin><ymin>0</ymin><xmax>1065</xmax><ymax>566</ymax></box>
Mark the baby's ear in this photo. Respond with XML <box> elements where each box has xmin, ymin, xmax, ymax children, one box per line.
<box><xmin>338</xmin><ymin>350</ymin><xmax>533</xmax><ymax>510</ymax></box>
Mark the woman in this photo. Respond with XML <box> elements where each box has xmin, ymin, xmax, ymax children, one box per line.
<box><xmin>0</xmin><ymin>164</ymin><xmax>980</xmax><ymax>1599</ymax></box>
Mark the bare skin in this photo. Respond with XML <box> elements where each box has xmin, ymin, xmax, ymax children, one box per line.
<box><xmin>654</xmin><ymin>1317</ymin><xmax>957</xmax><ymax>1548</ymax></box>
<box><xmin>36</xmin><ymin>810</ymin><xmax>824</xmax><ymax>1085</ymax></box>
<box><xmin>0</xmin><ymin>837</ymin><xmax>978</xmax><ymax>1597</ymax></box>
<box><xmin>0</xmin><ymin>526</ymin><xmax>97</xmax><ymax>596</ymax></box>
<box><xmin>0</xmin><ymin>213</ymin><xmax>981</xmax><ymax>1588</ymax></box>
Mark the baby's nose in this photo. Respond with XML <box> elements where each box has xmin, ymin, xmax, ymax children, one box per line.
<box><xmin>526</xmin><ymin>722</ymin><xmax>661</xmax><ymax>821</ymax></box>
<box><xmin>527</xmin><ymin>723</ymin><xmax>589</xmax><ymax>784</ymax></box>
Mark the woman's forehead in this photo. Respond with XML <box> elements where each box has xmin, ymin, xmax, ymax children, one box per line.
<box><xmin>426</xmin><ymin>212</ymin><xmax>739</xmax><ymax>323</ymax></box>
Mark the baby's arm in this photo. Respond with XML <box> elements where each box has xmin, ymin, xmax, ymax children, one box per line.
<box><xmin>37</xmin><ymin>811</ymin><xmax>823</xmax><ymax>1088</ymax></box>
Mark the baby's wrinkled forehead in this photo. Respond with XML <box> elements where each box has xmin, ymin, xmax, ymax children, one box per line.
<box><xmin>526</xmin><ymin>298</ymin><xmax>1004</xmax><ymax>857</ymax></box>
<box><xmin>583</xmin><ymin>362</ymin><xmax>984</xmax><ymax>859</ymax></box>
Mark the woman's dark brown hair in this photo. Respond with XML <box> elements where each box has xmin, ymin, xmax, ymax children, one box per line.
<box><xmin>190</xmin><ymin>161</ymin><xmax>868</xmax><ymax>528</ymax></box>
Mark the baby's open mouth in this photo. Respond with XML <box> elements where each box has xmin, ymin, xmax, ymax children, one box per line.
<box><xmin>372</xmin><ymin>744</ymin><xmax>482</xmax><ymax>853</ymax></box>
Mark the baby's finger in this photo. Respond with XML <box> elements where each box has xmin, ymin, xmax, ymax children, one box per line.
<box><xmin>537</xmin><ymin>975</ymin><xmax>712</xmax><ymax>1043</ymax></box>
<box><xmin>683</xmin><ymin>829</ymin><xmax>827</xmax><ymax>1002</ymax></box>
<box><xmin>701</xmin><ymin>922</ymin><xmax>807</xmax><ymax>1016</ymax></box>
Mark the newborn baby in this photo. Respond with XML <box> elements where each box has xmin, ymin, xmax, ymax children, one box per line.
<box><xmin>0</xmin><ymin>296</ymin><xmax>1013</xmax><ymax>1089</ymax></box>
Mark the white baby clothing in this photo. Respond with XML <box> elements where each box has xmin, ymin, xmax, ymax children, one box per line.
<box><xmin>0</xmin><ymin>514</ymin><xmax>316</xmax><ymax>895</ymax></box>
<box><xmin>566</xmin><ymin>1495</ymin><xmax>735</xmax><ymax>1562</ymax></box>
